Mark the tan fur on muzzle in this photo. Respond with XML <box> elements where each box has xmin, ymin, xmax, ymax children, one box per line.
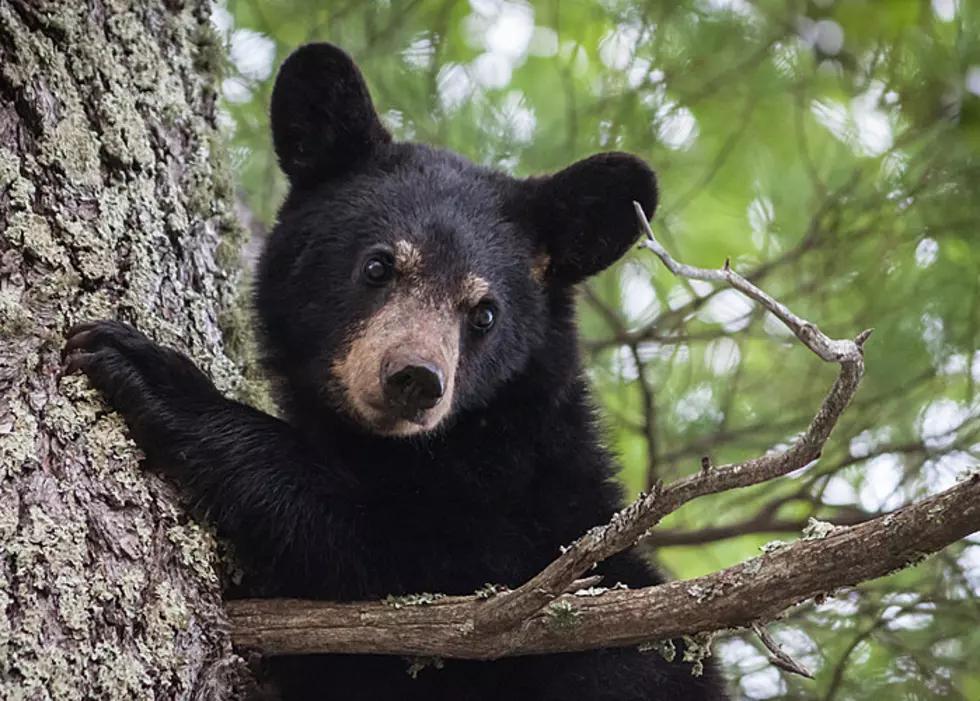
<box><xmin>332</xmin><ymin>292</ymin><xmax>460</xmax><ymax>436</ymax></box>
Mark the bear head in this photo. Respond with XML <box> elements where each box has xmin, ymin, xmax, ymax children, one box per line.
<box><xmin>256</xmin><ymin>43</ymin><xmax>658</xmax><ymax>437</ymax></box>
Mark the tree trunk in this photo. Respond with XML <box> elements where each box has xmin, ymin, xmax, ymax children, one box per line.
<box><xmin>0</xmin><ymin>1</ymin><xmax>259</xmax><ymax>698</ymax></box>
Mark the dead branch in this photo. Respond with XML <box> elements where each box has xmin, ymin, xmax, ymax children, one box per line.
<box><xmin>752</xmin><ymin>622</ymin><xmax>813</xmax><ymax>679</ymax></box>
<box><xmin>228</xmin><ymin>473</ymin><xmax>980</xmax><ymax>657</ymax></box>
<box><xmin>470</xmin><ymin>204</ymin><xmax>868</xmax><ymax>634</ymax></box>
<box><xmin>632</xmin><ymin>202</ymin><xmax>872</xmax><ymax>363</ymax></box>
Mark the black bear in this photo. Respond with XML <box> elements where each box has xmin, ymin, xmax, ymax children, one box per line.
<box><xmin>62</xmin><ymin>43</ymin><xmax>728</xmax><ymax>701</ymax></box>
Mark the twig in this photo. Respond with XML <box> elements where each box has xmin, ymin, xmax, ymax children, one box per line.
<box><xmin>632</xmin><ymin>202</ymin><xmax>872</xmax><ymax>363</ymax></box>
<box><xmin>470</xmin><ymin>204</ymin><xmax>868</xmax><ymax>634</ymax></box>
<box><xmin>227</xmin><ymin>474</ymin><xmax>980</xmax><ymax>657</ymax></box>
<box><xmin>752</xmin><ymin>622</ymin><xmax>813</xmax><ymax>679</ymax></box>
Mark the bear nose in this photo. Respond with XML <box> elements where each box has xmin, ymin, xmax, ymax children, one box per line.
<box><xmin>382</xmin><ymin>361</ymin><xmax>445</xmax><ymax>415</ymax></box>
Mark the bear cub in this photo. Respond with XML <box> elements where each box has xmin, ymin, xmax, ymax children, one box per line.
<box><xmin>63</xmin><ymin>43</ymin><xmax>728</xmax><ymax>701</ymax></box>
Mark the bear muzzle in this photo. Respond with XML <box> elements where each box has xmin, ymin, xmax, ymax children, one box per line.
<box><xmin>331</xmin><ymin>292</ymin><xmax>460</xmax><ymax>436</ymax></box>
<box><xmin>381</xmin><ymin>355</ymin><xmax>446</xmax><ymax>420</ymax></box>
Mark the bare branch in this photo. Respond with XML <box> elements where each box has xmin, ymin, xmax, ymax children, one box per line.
<box><xmin>470</xmin><ymin>205</ymin><xmax>867</xmax><ymax>634</ymax></box>
<box><xmin>632</xmin><ymin>202</ymin><xmax>871</xmax><ymax>364</ymax></box>
<box><xmin>752</xmin><ymin>622</ymin><xmax>813</xmax><ymax>679</ymax></box>
<box><xmin>228</xmin><ymin>474</ymin><xmax>980</xmax><ymax>657</ymax></box>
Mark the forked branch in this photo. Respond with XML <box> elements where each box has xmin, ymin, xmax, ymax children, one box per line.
<box><xmin>228</xmin><ymin>474</ymin><xmax>980</xmax><ymax>657</ymax></box>
<box><xmin>632</xmin><ymin>202</ymin><xmax>873</xmax><ymax>362</ymax></box>
<box><xmin>471</xmin><ymin>203</ymin><xmax>868</xmax><ymax>633</ymax></box>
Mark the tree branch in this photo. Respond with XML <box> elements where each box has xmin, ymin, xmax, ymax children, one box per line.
<box><xmin>632</xmin><ymin>202</ymin><xmax>872</xmax><ymax>364</ymax></box>
<box><xmin>752</xmin><ymin>621</ymin><xmax>813</xmax><ymax>679</ymax></box>
<box><xmin>228</xmin><ymin>473</ymin><xmax>980</xmax><ymax>657</ymax></box>
<box><xmin>470</xmin><ymin>204</ymin><xmax>868</xmax><ymax>634</ymax></box>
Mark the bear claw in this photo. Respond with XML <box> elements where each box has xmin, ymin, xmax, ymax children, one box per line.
<box><xmin>63</xmin><ymin>320</ymin><xmax>148</xmax><ymax>360</ymax></box>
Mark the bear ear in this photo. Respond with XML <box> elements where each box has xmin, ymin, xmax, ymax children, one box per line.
<box><xmin>270</xmin><ymin>43</ymin><xmax>392</xmax><ymax>186</ymax></box>
<box><xmin>515</xmin><ymin>153</ymin><xmax>658</xmax><ymax>286</ymax></box>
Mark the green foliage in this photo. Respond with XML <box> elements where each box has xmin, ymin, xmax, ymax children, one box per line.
<box><xmin>217</xmin><ymin>1</ymin><xmax>980</xmax><ymax>698</ymax></box>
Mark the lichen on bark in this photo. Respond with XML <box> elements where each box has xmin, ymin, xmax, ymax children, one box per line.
<box><xmin>0</xmin><ymin>1</ymin><xmax>262</xmax><ymax>698</ymax></box>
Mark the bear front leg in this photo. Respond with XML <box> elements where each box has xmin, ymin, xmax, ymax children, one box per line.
<box><xmin>62</xmin><ymin>321</ymin><xmax>369</xmax><ymax>593</ymax></box>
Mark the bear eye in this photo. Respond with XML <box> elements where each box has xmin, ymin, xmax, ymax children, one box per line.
<box><xmin>469</xmin><ymin>301</ymin><xmax>496</xmax><ymax>332</ymax></box>
<box><xmin>361</xmin><ymin>254</ymin><xmax>394</xmax><ymax>286</ymax></box>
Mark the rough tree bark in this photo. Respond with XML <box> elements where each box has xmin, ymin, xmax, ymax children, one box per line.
<box><xmin>0</xmin><ymin>1</ymin><xmax>261</xmax><ymax>698</ymax></box>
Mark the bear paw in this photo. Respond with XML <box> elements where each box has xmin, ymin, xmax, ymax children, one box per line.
<box><xmin>62</xmin><ymin>320</ymin><xmax>222</xmax><ymax>444</ymax></box>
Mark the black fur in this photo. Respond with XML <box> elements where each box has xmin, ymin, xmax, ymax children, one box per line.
<box><xmin>63</xmin><ymin>42</ymin><xmax>728</xmax><ymax>701</ymax></box>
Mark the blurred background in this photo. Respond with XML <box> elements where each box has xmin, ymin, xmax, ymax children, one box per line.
<box><xmin>212</xmin><ymin>1</ymin><xmax>980</xmax><ymax>698</ymax></box>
